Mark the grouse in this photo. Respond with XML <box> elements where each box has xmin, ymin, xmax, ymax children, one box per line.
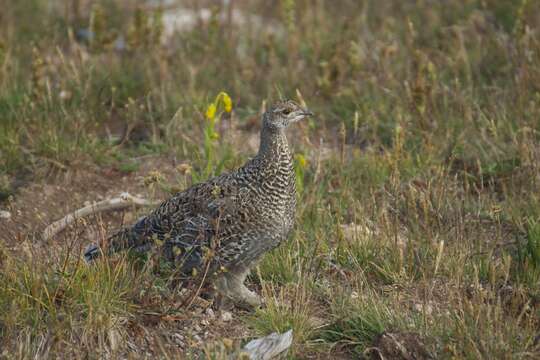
<box><xmin>84</xmin><ymin>99</ymin><xmax>313</xmax><ymax>307</ymax></box>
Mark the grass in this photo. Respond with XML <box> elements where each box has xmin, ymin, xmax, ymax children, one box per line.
<box><xmin>0</xmin><ymin>248</ymin><xmax>140</xmax><ymax>357</ymax></box>
<box><xmin>323</xmin><ymin>285</ymin><xmax>422</xmax><ymax>355</ymax></box>
<box><xmin>1</xmin><ymin>0</ymin><xmax>540</xmax><ymax>358</ymax></box>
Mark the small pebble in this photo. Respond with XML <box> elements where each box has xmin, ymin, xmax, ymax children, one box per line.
<box><xmin>221</xmin><ymin>311</ymin><xmax>233</xmax><ymax>322</ymax></box>
<box><xmin>205</xmin><ymin>308</ymin><xmax>215</xmax><ymax>318</ymax></box>
<box><xmin>172</xmin><ymin>333</ymin><xmax>184</xmax><ymax>346</ymax></box>
<box><xmin>0</xmin><ymin>210</ymin><xmax>11</xmax><ymax>220</ymax></box>
<box><xmin>59</xmin><ymin>90</ymin><xmax>72</xmax><ymax>101</ymax></box>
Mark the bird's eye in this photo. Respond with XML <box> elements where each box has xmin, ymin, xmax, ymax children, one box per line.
<box><xmin>282</xmin><ymin>109</ymin><xmax>291</xmax><ymax>115</ymax></box>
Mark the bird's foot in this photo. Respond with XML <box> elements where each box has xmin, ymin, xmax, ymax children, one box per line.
<box><xmin>235</xmin><ymin>285</ymin><xmax>264</xmax><ymax>310</ymax></box>
<box><xmin>214</xmin><ymin>274</ymin><xmax>264</xmax><ymax>311</ymax></box>
<box><xmin>214</xmin><ymin>286</ymin><xmax>263</xmax><ymax>311</ymax></box>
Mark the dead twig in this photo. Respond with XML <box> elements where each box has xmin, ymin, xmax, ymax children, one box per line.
<box><xmin>42</xmin><ymin>192</ymin><xmax>160</xmax><ymax>240</ymax></box>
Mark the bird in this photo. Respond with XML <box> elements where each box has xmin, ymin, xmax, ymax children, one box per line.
<box><xmin>84</xmin><ymin>99</ymin><xmax>313</xmax><ymax>308</ymax></box>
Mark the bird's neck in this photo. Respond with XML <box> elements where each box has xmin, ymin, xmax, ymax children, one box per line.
<box><xmin>257</xmin><ymin>125</ymin><xmax>291</xmax><ymax>162</ymax></box>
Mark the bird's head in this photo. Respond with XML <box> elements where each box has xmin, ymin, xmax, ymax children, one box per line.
<box><xmin>263</xmin><ymin>100</ymin><xmax>313</xmax><ymax>130</ymax></box>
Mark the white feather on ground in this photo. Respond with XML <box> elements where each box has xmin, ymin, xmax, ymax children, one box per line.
<box><xmin>238</xmin><ymin>330</ymin><xmax>293</xmax><ymax>360</ymax></box>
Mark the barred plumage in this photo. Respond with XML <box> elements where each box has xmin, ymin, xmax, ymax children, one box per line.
<box><xmin>84</xmin><ymin>99</ymin><xmax>312</xmax><ymax>307</ymax></box>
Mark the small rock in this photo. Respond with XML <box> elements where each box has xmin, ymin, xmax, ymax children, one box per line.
<box><xmin>205</xmin><ymin>308</ymin><xmax>215</xmax><ymax>318</ymax></box>
<box><xmin>193</xmin><ymin>324</ymin><xmax>202</xmax><ymax>332</ymax></box>
<box><xmin>59</xmin><ymin>90</ymin><xmax>72</xmax><ymax>101</ymax></box>
<box><xmin>221</xmin><ymin>311</ymin><xmax>233</xmax><ymax>322</ymax></box>
<box><xmin>172</xmin><ymin>333</ymin><xmax>184</xmax><ymax>346</ymax></box>
<box><xmin>0</xmin><ymin>210</ymin><xmax>11</xmax><ymax>219</ymax></box>
<box><xmin>201</xmin><ymin>319</ymin><xmax>209</xmax><ymax>326</ymax></box>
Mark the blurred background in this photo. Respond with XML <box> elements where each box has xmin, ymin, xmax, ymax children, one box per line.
<box><xmin>1</xmin><ymin>0</ymin><xmax>539</xmax><ymax>179</ymax></box>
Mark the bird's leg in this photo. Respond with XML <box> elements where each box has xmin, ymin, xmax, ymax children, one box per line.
<box><xmin>214</xmin><ymin>265</ymin><xmax>262</xmax><ymax>309</ymax></box>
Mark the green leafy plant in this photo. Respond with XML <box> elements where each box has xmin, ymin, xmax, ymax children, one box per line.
<box><xmin>194</xmin><ymin>91</ymin><xmax>233</xmax><ymax>181</ymax></box>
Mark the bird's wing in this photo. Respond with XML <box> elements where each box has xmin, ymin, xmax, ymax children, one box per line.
<box><xmin>138</xmin><ymin>177</ymin><xmax>254</xmax><ymax>271</ymax></box>
<box><xmin>85</xmin><ymin>174</ymin><xmax>253</xmax><ymax>264</ymax></box>
<box><xmin>148</xmin><ymin>177</ymin><xmax>251</xmax><ymax>237</ymax></box>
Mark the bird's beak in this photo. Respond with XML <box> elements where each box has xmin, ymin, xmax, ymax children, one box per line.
<box><xmin>290</xmin><ymin>109</ymin><xmax>313</xmax><ymax>123</ymax></box>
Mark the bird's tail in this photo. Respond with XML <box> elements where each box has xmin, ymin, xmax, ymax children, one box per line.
<box><xmin>84</xmin><ymin>217</ymin><xmax>152</xmax><ymax>262</ymax></box>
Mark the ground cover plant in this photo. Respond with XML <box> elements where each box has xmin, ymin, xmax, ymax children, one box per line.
<box><xmin>0</xmin><ymin>0</ymin><xmax>539</xmax><ymax>358</ymax></box>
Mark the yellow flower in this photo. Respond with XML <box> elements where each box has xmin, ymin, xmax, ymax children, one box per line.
<box><xmin>222</xmin><ymin>93</ymin><xmax>232</xmax><ymax>113</ymax></box>
<box><xmin>295</xmin><ymin>154</ymin><xmax>307</xmax><ymax>169</ymax></box>
<box><xmin>206</xmin><ymin>103</ymin><xmax>217</xmax><ymax>120</ymax></box>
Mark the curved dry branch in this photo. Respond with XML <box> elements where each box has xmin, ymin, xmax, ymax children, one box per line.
<box><xmin>42</xmin><ymin>192</ymin><xmax>160</xmax><ymax>240</ymax></box>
